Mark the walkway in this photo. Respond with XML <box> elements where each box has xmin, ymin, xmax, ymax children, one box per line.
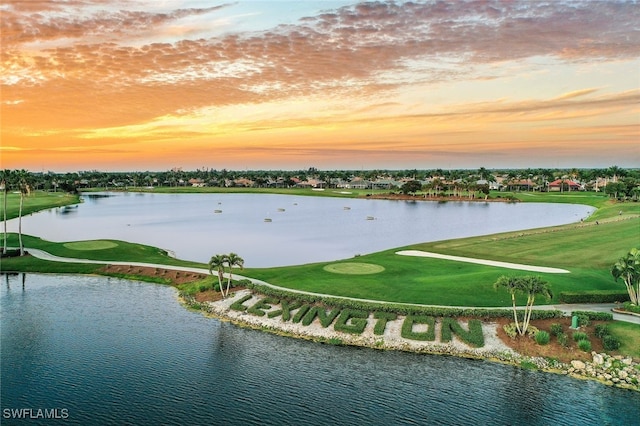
<box><xmin>18</xmin><ymin>248</ymin><xmax>640</xmax><ymax>325</ymax></box>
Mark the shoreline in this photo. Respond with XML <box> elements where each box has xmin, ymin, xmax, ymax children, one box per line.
<box><xmin>181</xmin><ymin>289</ymin><xmax>640</xmax><ymax>392</ymax></box>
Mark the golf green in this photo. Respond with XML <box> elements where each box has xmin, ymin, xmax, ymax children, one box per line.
<box><xmin>63</xmin><ymin>240</ymin><xmax>119</xmax><ymax>251</ymax></box>
<box><xmin>323</xmin><ymin>262</ymin><xmax>385</xmax><ymax>275</ymax></box>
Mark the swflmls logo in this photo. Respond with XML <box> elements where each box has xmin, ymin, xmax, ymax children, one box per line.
<box><xmin>3</xmin><ymin>408</ymin><xmax>69</xmax><ymax>419</ymax></box>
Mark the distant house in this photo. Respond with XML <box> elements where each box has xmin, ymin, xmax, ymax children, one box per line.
<box><xmin>188</xmin><ymin>178</ymin><xmax>206</xmax><ymax>187</ymax></box>
<box><xmin>548</xmin><ymin>179</ymin><xmax>581</xmax><ymax>192</ymax></box>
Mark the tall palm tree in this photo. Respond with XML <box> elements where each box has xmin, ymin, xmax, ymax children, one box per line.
<box><xmin>494</xmin><ymin>275</ymin><xmax>552</xmax><ymax>336</ymax></box>
<box><xmin>519</xmin><ymin>276</ymin><xmax>552</xmax><ymax>335</ymax></box>
<box><xmin>1</xmin><ymin>169</ymin><xmax>13</xmax><ymax>255</ymax></box>
<box><xmin>611</xmin><ymin>248</ymin><xmax>640</xmax><ymax>305</ymax></box>
<box><xmin>208</xmin><ymin>254</ymin><xmax>227</xmax><ymax>298</ymax></box>
<box><xmin>225</xmin><ymin>252</ymin><xmax>244</xmax><ymax>297</ymax></box>
<box><xmin>494</xmin><ymin>276</ymin><xmax>524</xmax><ymax>336</ymax></box>
<box><xmin>15</xmin><ymin>170</ymin><xmax>32</xmax><ymax>256</ymax></box>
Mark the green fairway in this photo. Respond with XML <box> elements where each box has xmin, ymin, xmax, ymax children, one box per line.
<box><xmin>245</xmin><ymin>200</ymin><xmax>639</xmax><ymax>306</ymax></box>
<box><xmin>1</xmin><ymin>234</ymin><xmax>205</xmax><ymax>269</ymax></box>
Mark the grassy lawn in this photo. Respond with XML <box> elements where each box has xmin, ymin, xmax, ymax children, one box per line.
<box><xmin>1</xmin><ymin>191</ymin><xmax>80</xmax><ymax>220</ymax></box>
<box><xmin>1</xmin><ymin>234</ymin><xmax>206</xmax><ymax>269</ymax></box>
<box><xmin>244</xmin><ymin>200</ymin><xmax>639</xmax><ymax>306</ymax></box>
<box><xmin>609</xmin><ymin>322</ymin><xmax>640</xmax><ymax>359</ymax></box>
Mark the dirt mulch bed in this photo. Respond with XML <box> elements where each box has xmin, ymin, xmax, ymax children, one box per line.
<box><xmin>99</xmin><ymin>264</ymin><xmax>208</xmax><ymax>285</ymax></box>
<box><xmin>495</xmin><ymin>317</ymin><xmax>607</xmax><ymax>363</ymax></box>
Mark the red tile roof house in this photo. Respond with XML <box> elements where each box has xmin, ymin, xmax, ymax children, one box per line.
<box><xmin>548</xmin><ymin>179</ymin><xmax>582</xmax><ymax>192</ymax></box>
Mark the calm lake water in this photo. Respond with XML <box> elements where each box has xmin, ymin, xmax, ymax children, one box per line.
<box><xmin>8</xmin><ymin>192</ymin><xmax>595</xmax><ymax>267</ymax></box>
<box><xmin>2</xmin><ymin>274</ymin><xmax>638</xmax><ymax>426</ymax></box>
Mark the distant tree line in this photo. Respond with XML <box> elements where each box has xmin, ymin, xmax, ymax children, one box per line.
<box><xmin>1</xmin><ymin>166</ymin><xmax>639</xmax><ymax>199</ymax></box>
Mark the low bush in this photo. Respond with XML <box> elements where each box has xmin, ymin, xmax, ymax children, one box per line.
<box><xmin>571</xmin><ymin>311</ymin><xmax>613</xmax><ymax>321</ymax></box>
<box><xmin>550</xmin><ymin>323</ymin><xmax>563</xmax><ymax>336</ymax></box>
<box><xmin>230</xmin><ymin>294</ymin><xmax>252</xmax><ymax>311</ymax></box>
<box><xmin>622</xmin><ymin>302</ymin><xmax>640</xmax><ymax>314</ymax></box>
<box><xmin>577</xmin><ymin>314</ymin><xmax>591</xmax><ymax>327</ymax></box>
<box><xmin>333</xmin><ymin>309</ymin><xmax>368</xmax><ymax>334</ymax></box>
<box><xmin>535</xmin><ymin>331</ymin><xmax>550</xmax><ymax>345</ymax></box>
<box><xmin>440</xmin><ymin>318</ymin><xmax>484</xmax><ymax>348</ymax></box>
<box><xmin>557</xmin><ymin>332</ymin><xmax>568</xmax><ymax>348</ymax></box>
<box><xmin>594</xmin><ymin>323</ymin><xmax>610</xmax><ymax>339</ymax></box>
<box><xmin>559</xmin><ymin>291</ymin><xmax>630</xmax><ymax>304</ymax></box>
<box><xmin>401</xmin><ymin>315</ymin><xmax>435</xmax><ymax>341</ymax></box>
<box><xmin>373</xmin><ymin>312</ymin><xmax>397</xmax><ymax>335</ymax></box>
<box><xmin>603</xmin><ymin>335</ymin><xmax>621</xmax><ymax>351</ymax></box>
<box><xmin>572</xmin><ymin>331</ymin><xmax>588</xmax><ymax>342</ymax></box>
<box><xmin>578</xmin><ymin>339</ymin><xmax>592</xmax><ymax>352</ymax></box>
<box><xmin>301</xmin><ymin>306</ymin><xmax>341</xmax><ymax>327</ymax></box>
<box><xmin>245</xmin><ymin>282</ymin><xmax>563</xmax><ymax>319</ymax></box>
<box><xmin>247</xmin><ymin>297</ymin><xmax>280</xmax><ymax>317</ymax></box>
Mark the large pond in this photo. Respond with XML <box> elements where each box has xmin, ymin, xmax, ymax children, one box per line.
<box><xmin>7</xmin><ymin>192</ymin><xmax>595</xmax><ymax>267</ymax></box>
<box><xmin>2</xmin><ymin>274</ymin><xmax>638</xmax><ymax>425</ymax></box>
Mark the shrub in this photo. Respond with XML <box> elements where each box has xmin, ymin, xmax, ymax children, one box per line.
<box><xmin>594</xmin><ymin>324</ymin><xmax>610</xmax><ymax>339</ymax></box>
<box><xmin>267</xmin><ymin>299</ymin><xmax>303</xmax><ymax>321</ymax></box>
<box><xmin>577</xmin><ymin>314</ymin><xmax>591</xmax><ymax>327</ymax></box>
<box><xmin>535</xmin><ymin>331</ymin><xmax>550</xmax><ymax>345</ymax></box>
<box><xmin>572</xmin><ymin>331</ymin><xmax>588</xmax><ymax>342</ymax></box>
<box><xmin>373</xmin><ymin>311</ymin><xmax>397</xmax><ymax>335</ymax></box>
<box><xmin>333</xmin><ymin>309</ymin><xmax>368</xmax><ymax>334</ymax></box>
<box><xmin>571</xmin><ymin>311</ymin><xmax>613</xmax><ymax>321</ymax></box>
<box><xmin>301</xmin><ymin>306</ymin><xmax>341</xmax><ymax>327</ymax></box>
<box><xmin>440</xmin><ymin>318</ymin><xmax>484</xmax><ymax>347</ymax></box>
<box><xmin>401</xmin><ymin>315</ymin><xmax>435</xmax><ymax>341</ymax></box>
<box><xmin>578</xmin><ymin>339</ymin><xmax>592</xmax><ymax>352</ymax></box>
<box><xmin>603</xmin><ymin>335</ymin><xmax>621</xmax><ymax>351</ymax></box>
<box><xmin>198</xmin><ymin>284</ymin><xmax>208</xmax><ymax>292</ymax></box>
<box><xmin>550</xmin><ymin>323</ymin><xmax>563</xmax><ymax>336</ymax></box>
<box><xmin>291</xmin><ymin>305</ymin><xmax>311</xmax><ymax>323</ymax></box>
<box><xmin>623</xmin><ymin>302</ymin><xmax>640</xmax><ymax>314</ymax></box>
<box><xmin>557</xmin><ymin>332</ymin><xmax>568</xmax><ymax>348</ymax></box>
<box><xmin>229</xmin><ymin>294</ymin><xmax>252</xmax><ymax>311</ymax></box>
<box><xmin>247</xmin><ymin>297</ymin><xmax>280</xmax><ymax>317</ymax></box>
<box><xmin>559</xmin><ymin>291</ymin><xmax>629</xmax><ymax>304</ymax></box>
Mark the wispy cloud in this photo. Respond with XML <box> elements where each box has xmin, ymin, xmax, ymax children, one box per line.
<box><xmin>1</xmin><ymin>0</ymin><xmax>639</xmax><ymax>170</ymax></box>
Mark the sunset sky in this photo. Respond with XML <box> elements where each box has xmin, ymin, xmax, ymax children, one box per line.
<box><xmin>1</xmin><ymin>0</ymin><xmax>639</xmax><ymax>172</ymax></box>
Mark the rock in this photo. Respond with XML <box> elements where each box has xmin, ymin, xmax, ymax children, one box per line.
<box><xmin>622</xmin><ymin>358</ymin><xmax>633</xmax><ymax>366</ymax></box>
<box><xmin>592</xmin><ymin>353</ymin><xmax>605</xmax><ymax>365</ymax></box>
<box><xmin>571</xmin><ymin>360</ymin><xmax>586</xmax><ymax>370</ymax></box>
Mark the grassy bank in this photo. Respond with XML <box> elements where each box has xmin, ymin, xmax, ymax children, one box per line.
<box><xmin>0</xmin><ymin>191</ymin><xmax>80</xmax><ymax>220</ymax></box>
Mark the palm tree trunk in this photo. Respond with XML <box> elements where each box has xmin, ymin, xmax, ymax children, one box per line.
<box><xmin>18</xmin><ymin>193</ymin><xmax>24</xmax><ymax>256</ymax></box>
<box><xmin>511</xmin><ymin>294</ymin><xmax>522</xmax><ymax>335</ymax></box>
<box><xmin>2</xmin><ymin>189</ymin><xmax>7</xmax><ymax>254</ymax></box>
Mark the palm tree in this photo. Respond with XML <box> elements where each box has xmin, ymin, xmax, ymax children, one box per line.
<box><xmin>494</xmin><ymin>276</ymin><xmax>525</xmax><ymax>336</ymax></box>
<box><xmin>225</xmin><ymin>252</ymin><xmax>244</xmax><ymax>297</ymax></box>
<box><xmin>208</xmin><ymin>254</ymin><xmax>227</xmax><ymax>298</ymax></box>
<box><xmin>519</xmin><ymin>276</ymin><xmax>552</xmax><ymax>335</ymax></box>
<box><xmin>15</xmin><ymin>170</ymin><xmax>32</xmax><ymax>256</ymax></box>
<box><xmin>494</xmin><ymin>275</ymin><xmax>552</xmax><ymax>336</ymax></box>
<box><xmin>611</xmin><ymin>248</ymin><xmax>640</xmax><ymax>305</ymax></box>
<box><xmin>1</xmin><ymin>169</ymin><xmax>13</xmax><ymax>255</ymax></box>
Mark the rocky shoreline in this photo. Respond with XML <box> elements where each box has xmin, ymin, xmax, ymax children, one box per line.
<box><xmin>181</xmin><ymin>289</ymin><xmax>639</xmax><ymax>392</ymax></box>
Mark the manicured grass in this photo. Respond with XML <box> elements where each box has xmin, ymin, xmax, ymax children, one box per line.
<box><xmin>244</xmin><ymin>202</ymin><xmax>639</xmax><ymax>306</ymax></box>
<box><xmin>0</xmin><ymin>191</ymin><xmax>80</xmax><ymax>220</ymax></box>
<box><xmin>608</xmin><ymin>322</ymin><xmax>640</xmax><ymax>359</ymax></box>
<box><xmin>323</xmin><ymin>262</ymin><xmax>385</xmax><ymax>274</ymax></box>
<box><xmin>0</xmin><ymin>255</ymin><xmax>102</xmax><ymax>274</ymax></box>
<box><xmin>1</xmin><ymin>234</ymin><xmax>206</xmax><ymax>269</ymax></box>
<box><xmin>64</xmin><ymin>240</ymin><xmax>119</xmax><ymax>250</ymax></box>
